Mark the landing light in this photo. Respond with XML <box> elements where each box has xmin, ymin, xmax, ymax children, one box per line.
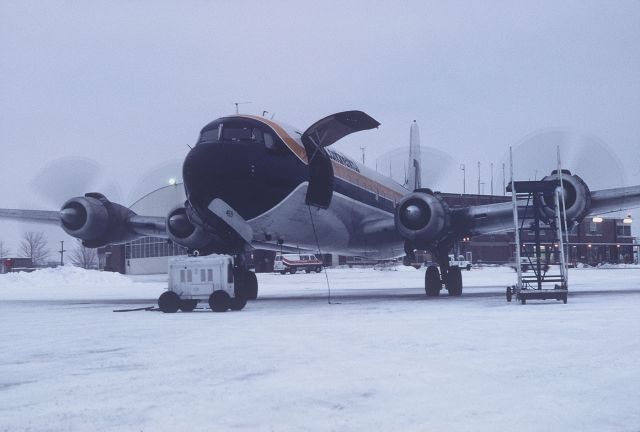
<box><xmin>592</xmin><ymin>217</ymin><xmax>603</xmax><ymax>223</ymax></box>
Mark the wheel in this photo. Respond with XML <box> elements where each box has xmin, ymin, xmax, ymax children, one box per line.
<box><xmin>179</xmin><ymin>299</ymin><xmax>198</xmax><ymax>312</ymax></box>
<box><xmin>290</xmin><ymin>267</ymin><xmax>297</xmax><ymax>274</ymax></box>
<box><xmin>316</xmin><ymin>266</ymin><xmax>322</xmax><ymax>273</ymax></box>
<box><xmin>208</xmin><ymin>290</ymin><xmax>230</xmax><ymax>312</ymax></box>
<box><xmin>158</xmin><ymin>291</ymin><xmax>180</xmax><ymax>313</ymax></box>
<box><xmin>424</xmin><ymin>265</ymin><xmax>441</xmax><ymax>297</ymax></box>
<box><xmin>234</xmin><ymin>269</ymin><xmax>258</xmax><ymax>301</ymax></box>
<box><xmin>563</xmin><ymin>294</ymin><xmax>568</xmax><ymax>304</ymax></box>
<box><xmin>466</xmin><ymin>265</ymin><xmax>472</xmax><ymax>271</ymax></box>
<box><xmin>446</xmin><ymin>266</ymin><xmax>463</xmax><ymax>296</ymax></box>
<box><xmin>506</xmin><ymin>286</ymin><xmax>512</xmax><ymax>302</ymax></box>
<box><xmin>280</xmin><ymin>270</ymin><xmax>286</xmax><ymax>275</ymax></box>
<box><xmin>245</xmin><ymin>271</ymin><xmax>258</xmax><ymax>300</ymax></box>
<box><xmin>230</xmin><ymin>282</ymin><xmax>248</xmax><ymax>311</ymax></box>
<box><xmin>521</xmin><ymin>298</ymin><xmax>526</xmax><ymax>305</ymax></box>
<box><xmin>305</xmin><ymin>269</ymin><xmax>311</xmax><ymax>273</ymax></box>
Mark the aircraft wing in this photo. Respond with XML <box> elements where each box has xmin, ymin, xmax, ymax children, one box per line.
<box><xmin>0</xmin><ymin>208</ymin><xmax>62</xmax><ymax>225</ymax></box>
<box><xmin>0</xmin><ymin>206</ymin><xmax>168</xmax><ymax>243</ymax></box>
<box><xmin>394</xmin><ymin>172</ymin><xmax>640</xmax><ymax>250</ymax></box>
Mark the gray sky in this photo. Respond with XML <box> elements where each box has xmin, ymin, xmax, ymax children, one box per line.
<box><xmin>1</xmin><ymin>0</ymin><xmax>639</xmax><ymax>255</ymax></box>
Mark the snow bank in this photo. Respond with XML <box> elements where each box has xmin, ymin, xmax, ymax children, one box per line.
<box><xmin>0</xmin><ymin>266</ymin><xmax>163</xmax><ymax>300</ymax></box>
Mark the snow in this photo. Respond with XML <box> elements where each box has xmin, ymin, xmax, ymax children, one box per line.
<box><xmin>1</xmin><ymin>265</ymin><xmax>639</xmax><ymax>431</ymax></box>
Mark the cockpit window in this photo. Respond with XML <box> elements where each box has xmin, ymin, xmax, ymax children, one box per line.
<box><xmin>198</xmin><ymin>119</ymin><xmax>287</xmax><ymax>153</ymax></box>
<box><xmin>200</xmin><ymin>124</ymin><xmax>222</xmax><ymax>142</ymax></box>
<box><xmin>222</xmin><ymin>126</ymin><xmax>253</xmax><ymax>141</ymax></box>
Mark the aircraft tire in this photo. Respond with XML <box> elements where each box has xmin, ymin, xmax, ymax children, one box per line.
<box><xmin>230</xmin><ymin>289</ymin><xmax>248</xmax><ymax>311</ymax></box>
<box><xmin>209</xmin><ymin>290</ymin><xmax>230</xmax><ymax>312</ymax></box>
<box><xmin>447</xmin><ymin>267</ymin><xmax>463</xmax><ymax>296</ymax></box>
<box><xmin>425</xmin><ymin>266</ymin><xmax>441</xmax><ymax>297</ymax></box>
<box><xmin>158</xmin><ymin>291</ymin><xmax>180</xmax><ymax>313</ymax></box>
<box><xmin>179</xmin><ymin>300</ymin><xmax>198</xmax><ymax>312</ymax></box>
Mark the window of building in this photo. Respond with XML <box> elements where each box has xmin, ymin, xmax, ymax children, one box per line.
<box><xmin>180</xmin><ymin>270</ymin><xmax>185</xmax><ymax>282</ymax></box>
<box><xmin>187</xmin><ymin>270</ymin><xmax>192</xmax><ymax>282</ymax></box>
<box><xmin>617</xmin><ymin>224</ymin><xmax>631</xmax><ymax>236</ymax></box>
<box><xmin>201</xmin><ymin>269</ymin><xmax>206</xmax><ymax>282</ymax></box>
<box><xmin>589</xmin><ymin>221</ymin><xmax>602</xmax><ymax>235</ymax></box>
<box><xmin>207</xmin><ymin>269</ymin><xmax>213</xmax><ymax>281</ymax></box>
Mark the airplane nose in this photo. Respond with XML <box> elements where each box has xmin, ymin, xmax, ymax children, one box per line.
<box><xmin>183</xmin><ymin>143</ymin><xmax>229</xmax><ymax>209</ymax></box>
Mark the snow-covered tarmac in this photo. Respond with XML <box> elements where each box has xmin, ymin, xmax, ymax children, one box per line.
<box><xmin>1</xmin><ymin>266</ymin><xmax>639</xmax><ymax>431</ymax></box>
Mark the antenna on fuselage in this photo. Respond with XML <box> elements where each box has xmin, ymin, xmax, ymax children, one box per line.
<box><xmin>233</xmin><ymin>101</ymin><xmax>252</xmax><ymax>114</ymax></box>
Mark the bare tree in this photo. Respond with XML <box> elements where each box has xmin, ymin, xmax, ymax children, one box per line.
<box><xmin>0</xmin><ymin>240</ymin><xmax>10</xmax><ymax>259</ymax></box>
<box><xmin>70</xmin><ymin>240</ymin><xmax>98</xmax><ymax>269</ymax></box>
<box><xmin>19</xmin><ymin>231</ymin><xmax>49</xmax><ymax>266</ymax></box>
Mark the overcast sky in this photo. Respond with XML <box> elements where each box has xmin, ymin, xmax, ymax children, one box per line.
<box><xmin>1</xmin><ymin>0</ymin><xmax>639</xmax><ymax>254</ymax></box>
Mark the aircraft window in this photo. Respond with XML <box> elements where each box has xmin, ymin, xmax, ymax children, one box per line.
<box><xmin>264</xmin><ymin>133</ymin><xmax>275</xmax><ymax>150</ymax></box>
<box><xmin>264</xmin><ymin>132</ymin><xmax>286</xmax><ymax>153</ymax></box>
<box><xmin>200</xmin><ymin>124</ymin><xmax>222</xmax><ymax>142</ymax></box>
<box><xmin>222</xmin><ymin>126</ymin><xmax>253</xmax><ymax>141</ymax></box>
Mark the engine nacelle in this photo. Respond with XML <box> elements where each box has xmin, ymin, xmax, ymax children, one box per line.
<box><xmin>167</xmin><ymin>206</ymin><xmax>222</xmax><ymax>252</ymax></box>
<box><xmin>395</xmin><ymin>190</ymin><xmax>450</xmax><ymax>247</ymax></box>
<box><xmin>540</xmin><ymin>170</ymin><xmax>591</xmax><ymax>225</ymax></box>
<box><xmin>60</xmin><ymin>193</ymin><xmax>137</xmax><ymax>248</ymax></box>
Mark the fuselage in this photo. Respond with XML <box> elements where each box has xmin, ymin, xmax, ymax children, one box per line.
<box><xmin>182</xmin><ymin>115</ymin><xmax>408</xmax><ymax>258</ymax></box>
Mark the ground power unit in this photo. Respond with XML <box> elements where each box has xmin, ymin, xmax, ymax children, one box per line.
<box><xmin>157</xmin><ymin>255</ymin><xmax>257</xmax><ymax>313</ymax></box>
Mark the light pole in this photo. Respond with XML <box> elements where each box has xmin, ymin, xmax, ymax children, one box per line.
<box><xmin>490</xmin><ymin>162</ymin><xmax>494</xmax><ymax>196</ymax></box>
<box><xmin>477</xmin><ymin>161</ymin><xmax>481</xmax><ymax>195</ymax></box>
<box><xmin>460</xmin><ymin>164</ymin><xmax>466</xmax><ymax>194</ymax></box>
<box><xmin>58</xmin><ymin>240</ymin><xmax>66</xmax><ymax>266</ymax></box>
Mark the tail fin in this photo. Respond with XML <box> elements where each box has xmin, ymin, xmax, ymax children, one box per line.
<box><xmin>404</xmin><ymin>120</ymin><xmax>422</xmax><ymax>190</ymax></box>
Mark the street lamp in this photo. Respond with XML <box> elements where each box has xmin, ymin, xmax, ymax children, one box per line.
<box><xmin>592</xmin><ymin>217</ymin><xmax>603</xmax><ymax>223</ymax></box>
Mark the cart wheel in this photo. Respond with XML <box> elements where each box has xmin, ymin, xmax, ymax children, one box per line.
<box><xmin>246</xmin><ymin>271</ymin><xmax>258</xmax><ymax>300</ymax></box>
<box><xmin>563</xmin><ymin>294</ymin><xmax>568</xmax><ymax>304</ymax></box>
<box><xmin>209</xmin><ymin>290</ymin><xmax>230</xmax><ymax>312</ymax></box>
<box><xmin>506</xmin><ymin>287</ymin><xmax>512</xmax><ymax>302</ymax></box>
<box><xmin>179</xmin><ymin>300</ymin><xmax>198</xmax><ymax>312</ymax></box>
<box><xmin>158</xmin><ymin>291</ymin><xmax>180</xmax><ymax>313</ymax></box>
<box><xmin>230</xmin><ymin>292</ymin><xmax>248</xmax><ymax>311</ymax></box>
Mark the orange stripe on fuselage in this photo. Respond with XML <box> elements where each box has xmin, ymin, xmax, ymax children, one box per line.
<box><xmin>238</xmin><ymin>115</ymin><xmax>308</xmax><ymax>163</ymax></box>
<box><xmin>331</xmin><ymin>162</ymin><xmax>404</xmax><ymax>203</ymax></box>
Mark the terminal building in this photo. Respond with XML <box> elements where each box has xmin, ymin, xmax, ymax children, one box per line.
<box><xmin>97</xmin><ymin>185</ymin><xmax>636</xmax><ymax>274</ymax></box>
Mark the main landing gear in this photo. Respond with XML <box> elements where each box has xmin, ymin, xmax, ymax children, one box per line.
<box><xmin>424</xmin><ymin>265</ymin><xmax>463</xmax><ymax>297</ymax></box>
<box><xmin>423</xmin><ymin>251</ymin><xmax>463</xmax><ymax>297</ymax></box>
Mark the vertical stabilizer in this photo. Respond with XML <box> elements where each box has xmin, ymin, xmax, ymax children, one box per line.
<box><xmin>404</xmin><ymin>120</ymin><xmax>422</xmax><ymax>190</ymax></box>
